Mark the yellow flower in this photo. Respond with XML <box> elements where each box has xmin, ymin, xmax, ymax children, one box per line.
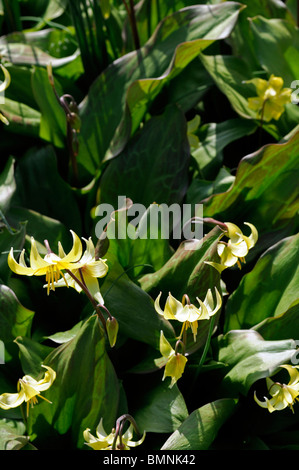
<box><xmin>8</xmin><ymin>230</ymin><xmax>83</xmax><ymax>295</ymax></box>
<box><xmin>155</xmin><ymin>331</ymin><xmax>188</xmax><ymax>388</ymax></box>
<box><xmin>0</xmin><ymin>64</ymin><xmax>11</xmax><ymax>126</ymax></box>
<box><xmin>254</xmin><ymin>365</ymin><xmax>299</xmax><ymax>413</ymax></box>
<box><xmin>155</xmin><ymin>287</ymin><xmax>222</xmax><ymax>341</ymax></box>
<box><xmin>205</xmin><ymin>222</ymin><xmax>258</xmax><ymax>273</ymax></box>
<box><xmin>83</xmin><ymin>419</ymin><xmax>146</xmax><ymax>450</ymax></box>
<box><xmin>48</xmin><ymin>237</ymin><xmax>108</xmax><ymax>304</ymax></box>
<box><xmin>247</xmin><ymin>75</ymin><xmax>292</xmax><ymax>121</ymax></box>
<box><xmin>0</xmin><ymin>365</ymin><xmax>56</xmax><ymax>417</ymax></box>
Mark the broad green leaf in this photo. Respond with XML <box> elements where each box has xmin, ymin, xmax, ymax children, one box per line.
<box><xmin>254</xmin><ymin>300</ymin><xmax>299</xmax><ymax>342</ymax></box>
<box><xmin>26</xmin><ymin>315</ymin><xmax>120</xmax><ymax>449</ymax></box>
<box><xmin>98</xmin><ymin>104</ymin><xmax>190</xmax><ymax>209</ymax></box>
<box><xmin>98</xmin><ymin>199</ymin><xmax>174</xmax><ymax>278</ymax></box>
<box><xmin>191</xmin><ymin>118</ymin><xmax>257</xmax><ymax>179</ymax></box>
<box><xmin>7</xmin><ymin>207</ymin><xmax>71</xmax><ymax>252</ymax></box>
<box><xmin>14</xmin><ymin>336</ymin><xmax>54</xmax><ymax>378</ymax></box>
<box><xmin>133</xmin><ymin>379</ymin><xmax>188</xmax><ymax>434</ymax></box>
<box><xmin>203</xmin><ymin>129</ymin><xmax>299</xmax><ymax>249</ymax></box>
<box><xmin>139</xmin><ymin>226</ymin><xmax>223</xmax><ymax>302</ymax></box>
<box><xmin>0</xmin><ymin>29</ymin><xmax>79</xmax><ymax>67</ymax></box>
<box><xmin>0</xmin><ymin>285</ymin><xmax>35</xmax><ymax>361</ymax></box>
<box><xmin>215</xmin><ymin>330</ymin><xmax>297</xmax><ymax>396</ymax></box>
<box><xmin>161</xmin><ymin>398</ymin><xmax>237</xmax><ymax>450</ymax></box>
<box><xmin>249</xmin><ymin>16</ymin><xmax>299</xmax><ymax>84</ymax></box>
<box><xmin>12</xmin><ymin>145</ymin><xmax>82</xmax><ymax>235</ymax></box>
<box><xmin>31</xmin><ymin>67</ymin><xmax>66</xmax><ymax>148</ymax></box>
<box><xmin>0</xmin><ymin>99</ymin><xmax>41</xmax><ymax>138</ymax></box>
<box><xmin>224</xmin><ymin>233</ymin><xmax>299</xmax><ymax>331</ymax></box>
<box><xmin>77</xmin><ymin>2</ymin><xmax>243</xmax><ymax>176</ymax></box>
<box><xmin>186</xmin><ymin>167</ymin><xmax>235</xmax><ymax>207</ymax></box>
<box><xmin>101</xmin><ymin>255</ymin><xmax>175</xmax><ymax>349</ymax></box>
<box><xmin>199</xmin><ymin>53</ymin><xmax>258</xmax><ymax>120</ymax></box>
<box><xmin>0</xmin><ymin>419</ymin><xmax>33</xmax><ymax>450</ymax></box>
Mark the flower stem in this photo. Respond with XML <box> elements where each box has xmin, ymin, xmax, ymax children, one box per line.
<box><xmin>65</xmin><ymin>269</ymin><xmax>107</xmax><ymax>332</ymax></box>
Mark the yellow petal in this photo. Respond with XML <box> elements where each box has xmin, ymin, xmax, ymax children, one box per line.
<box><xmin>0</xmin><ymin>389</ymin><xmax>26</xmax><ymax>409</ymax></box>
<box><xmin>163</xmin><ymin>353</ymin><xmax>187</xmax><ymax>388</ymax></box>
<box><xmin>0</xmin><ymin>64</ymin><xmax>11</xmax><ymax>93</ymax></box>
<box><xmin>159</xmin><ymin>331</ymin><xmax>175</xmax><ymax>359</ymax></box>
<box><xmin>30</xmin><ymin>238</ymin><xmax>51</xmax><ymax>271</ymax></box>
<box><xmin>8</xmin><ymin>248</ymin><xmax>34</xmax><ymax>276</ymax></box>
<box><xmin>60</xmin><ymin>230</ymin><xmax>82</xmax><ymax>263</ymax></box>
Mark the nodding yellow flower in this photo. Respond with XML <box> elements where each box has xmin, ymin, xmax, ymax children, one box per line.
<box><xmin>0</xmin><ymin>365</ymin><xmax>56</xmax><ymax>417</ymax></box>
<box><xmin>8</xmin><ymin>230</ymin><xmax>83</xmax><ymax>295</ymax></box>
<box><xmin>254</xmin><ymin>365</ymin><xmax>299</xmax><ymax>413</ymax></box>
<box><xmin>205</xmin><ymin>222</ymin><xmax>258</xmax><ymax>273</ymax></box>
<box><xmin>83</xmin><ymin>419</ymin><xmax>146</xmax><ymax>450</ymax></box>
<box><xmin>155</xmin><ymin>287</ymin><xmax>222</xmax><ymax>341</ymax></box>
<box><xmin>155</xmin><ymin>331</ymin><xmax>187</xmax><ymax>388</ymax></box>
<box><xmin>45</xmin><ymin>237</ymin><xmax>108</xmax><ymax>304</ymax></box>
<box><xmin>0</xmin><ymin>64</ymin><xmax>11</xmax><ymax>126</ymax></box>
<box><xmin>246</xmin><ymin>75</ymin><xmax>292</xmax><ymax>122</ymax></box>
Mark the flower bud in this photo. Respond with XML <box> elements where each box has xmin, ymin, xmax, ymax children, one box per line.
<box><xmin>106</xmin><ymin>316</ymin><xmax>119</xmax><ymax>347</ymax></box>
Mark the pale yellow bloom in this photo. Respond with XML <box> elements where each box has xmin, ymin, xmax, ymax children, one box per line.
<box><xmin>155</xmin><ymin>287</ymin><xmax>222</xmax><ymax>341</ymax></box>
<box><xmin>8</xmin><ymin>230</ymin><xmax>82</xmax><ymax>294</ymax></box>
<box><xmin>247</xmin><ymin>75</ymin><xmax>292</xmax><ymax>121</ymax></box>
<box><xmin>205</xmin><ymin>222</ymin><xmax>258</xmax><ymax>273</ymax></box>
<box><xmin>48</xmin><ymin>237</ymin><xmax>108</xmax><ymax>304</ymax></box>
<box><xmin>155</xmin><ymin>331</ymin><xmax>187</xmax><ymax>388</ymax></box>
<box><xmin>83</xmin><ymin>419</ymin><xmax>146</xmax><ymax>450</ymax></box>
<box><xmin>254</xmin><ymin>365</ymin><xmax>299</xmax><ymax>413</ymax></box>
<box><xmin>0</xmin><ymin>365</ymin><xmax>56</xmax><ymax>417</ymax></box>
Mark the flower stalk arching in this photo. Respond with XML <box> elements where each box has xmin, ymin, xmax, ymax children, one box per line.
<box><xmin>111</xmin><ymin>414</ymin><xmax>142</xmax><ymax>450</ymax></box>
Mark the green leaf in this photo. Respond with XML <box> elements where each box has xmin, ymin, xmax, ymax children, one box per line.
<box><xmin>0</xmin><ymin>29</ymin><xmax>79</xmax><ymax>67</ymax></box>
<box><xmin>203</xmin><ymin>129</ymin><xmax>299</xmax><ymax>249</ymax></box>
<box><xmin>0</xmin><ymin>98</ymin><xmax>41</xmax><ymax>138</ymax></box>
<box><xmin>77</xmin><ymin>2</ymin><xmax>243</xmax><ymax>176</ymax></box>
<box><xmin>254</xmin><ymin>299</ymin><xmax>299</xmax><ymax>342</ymax></box>
<box><xmin>31</xmin><ymin>67</ymin><xmax>66</xmax><ymax>148</ymax></box>
<box><xmin>134</xmin><ymin>379</ymin><xmax>188</xmax><ymax>434</ymax></box>
<box><xmin>249</xmin><ymin>16</ymin><xmax>299</xmax><ymax>84</ymax></box>
<box><xmin>27</xmin><ymin>315</ymin><xmax>120</xmax><ymax>449</ymax></box>
<box><xmin>224</xmin><ymin>233</ymin><xmax>299</xmax><ymax>331</ymax></box>
<box><xmin>161</xmin><ymin>398</ymin><xmax>237</xmax><ymax>450</ymax></box>
<box><xmin>139</xmin><ymin>226</ymin><xmax>223</xmax><ymax>303</ymax></box>
<box><xmin>0</xmin><ymin>222</ymin><xmax>26</xmax><ymax>284</ymax></box>
<box><xmin>99</xmin><ymin>104</ymin><xmax>190</xmax><ymax>208</ymax></box>
<box><xmin>12</xmin><ymin>145</ymin><xmax>82</xmax><ymax>235</ymax></box>
<box><xmin>191</xmin><ymin>118</ymin><xmax>257</xmax><ymax>179</ymax></box>
<box><xmin>0</xmin><ymin>285</ymin><xmax>35</xmax><ymax>360</ymax></box>
<box><xmin>215</xmin><ymin>330</ymin><xmax>297</xmax><ymax>396</ymax></box>
<box><xmin>0</xmin><ymin>419</ymin><xmax>32</xmax><ymax>450</ymax></box>
<box><xmin>101</xmin><ymin>255</ymin><xmax>175</xmax><ymax>349</ymax></box>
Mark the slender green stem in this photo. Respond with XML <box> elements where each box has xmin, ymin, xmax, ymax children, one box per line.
<box><xmin>121</xmin><ymin>0</ymin><xmax>140</xmax><ymax>50</ymax></box>
<box><xmin>65</xmin><ymin>268</ymin><xmax>107</xmax><ymax>331</ymax></box>
<box><xmin>195</xmin><ymin>315</ymin><xmax>216</xmax><ymax>380</ymax></box>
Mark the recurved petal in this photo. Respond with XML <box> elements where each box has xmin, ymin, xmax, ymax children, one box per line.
<box><xmin>8</xmin><ymin>248</ymin><xmax>34</xmax><ymax>276</ymax></box>
<box><xmin>164</xmin><ymin>293</ymin><xmax>183</xmax><ymax>320</ymax></box>
<box><xmin>85</xmin><ymin>259</ymin><xmax>109</xmax><ymax>278</ymax></box>
<box><xmin>30</xmin><ymin>238</ymin><xmax>50</xmax><ymax>271</ymax></box>
<box><xmin>35</xmin><ymin>365</ymin><xmax>56</xmax><ymax>392</ymax></box>
<box><xmin>0</xmin><ymin>64</ymin><xmax>11</xmax><ymax>93</ymax></box>
<box><xmin>159</xmin><ymin>331</ymin><xmax>175</xmax><ymax>359</ymax></box>
<box><xmin>243</xmin><ymin>222</ymin><xmax>258</xmax><ymax>249</ymax></box>
<box><xmin>60</xmin><ymin>230</ymin><xmax>82</xmax><ymax>263</ymax></box>
<box><xmin>0</xmin><ymin>389</ymin><xmax>26</xmax><ymax>409</ymax></box>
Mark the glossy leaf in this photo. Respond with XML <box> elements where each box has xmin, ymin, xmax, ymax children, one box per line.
<box><xmin>161</xmin><ymin>398</ymin><xmax>237</xmax><ymax>450</ymax></box>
